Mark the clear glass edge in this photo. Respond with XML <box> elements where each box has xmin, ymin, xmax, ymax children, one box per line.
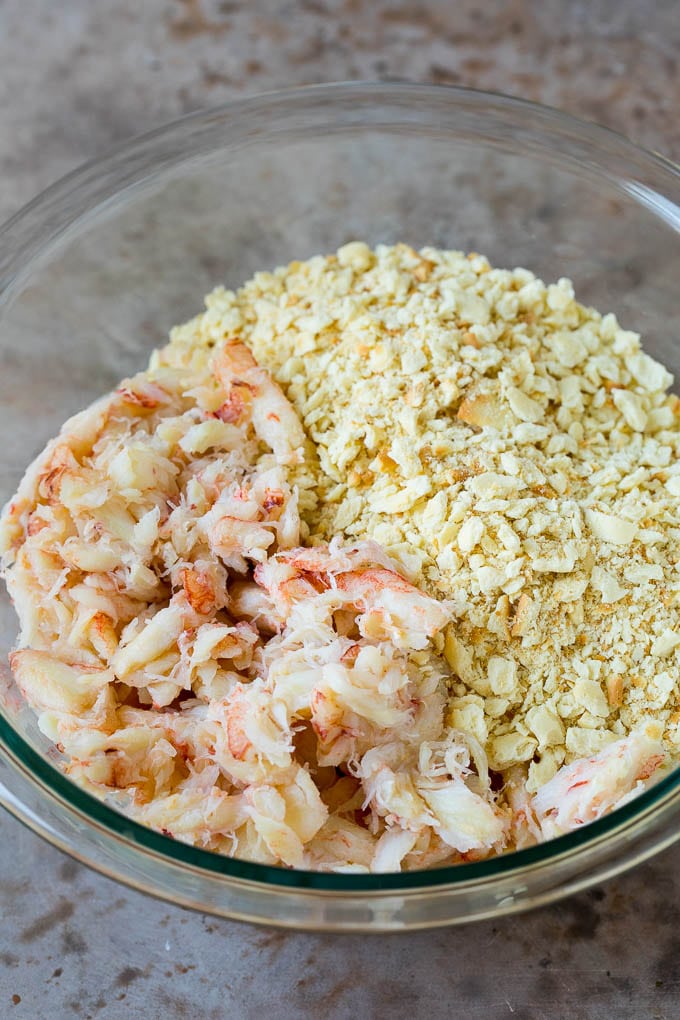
<box><xmin>0</xmin><ymin>81</ymin><xmax>678</xmax><ymax>233</ymax></box>
<box><xmin>4</xmin><ymin>759</ymin><xmax>680</xmax><ymax>933</ymax></box>
<box><xmin>2</xmin><ymin>715</ymin><xmax>680</xmax><ymax>894</ymax></box>
<box><xmin>0</xmin><ymin>83</ymin><xmax>678</xmax><ymax>270</ymax></box>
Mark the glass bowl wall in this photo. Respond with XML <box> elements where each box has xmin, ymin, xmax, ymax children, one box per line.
<box><xmin>1</xmin><ymin>84</ymin><xmax>679</xmax><ymax>930</ymax></box>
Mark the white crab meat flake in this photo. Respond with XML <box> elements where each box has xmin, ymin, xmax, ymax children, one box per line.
<box><xmin>1</xmin><ymin>244</ymin><xmax>675</xmax><ymax>873</ymax></box>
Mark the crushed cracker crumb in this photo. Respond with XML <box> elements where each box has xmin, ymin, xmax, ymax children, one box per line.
<box><xmin>165</xmin><ymin>242</ymin><xmax>680</xmax><ymax>783</ymax></box>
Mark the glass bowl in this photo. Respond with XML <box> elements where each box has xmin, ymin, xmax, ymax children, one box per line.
<box><xmin>1</xmin><ymin>83</ymin><xmax>679</xmax><ymax>932</ymax></box>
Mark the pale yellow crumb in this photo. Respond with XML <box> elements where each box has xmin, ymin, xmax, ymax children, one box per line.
<box><xmin>165</xmin><ymin>241</ymin><xmax>680</xmax><ymax>781</ymax></box>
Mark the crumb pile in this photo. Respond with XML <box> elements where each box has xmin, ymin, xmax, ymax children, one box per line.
<box><xmin>167</xmin><ymin>243</ymin><xmax>680</xmax><ymax>791</ymax></box>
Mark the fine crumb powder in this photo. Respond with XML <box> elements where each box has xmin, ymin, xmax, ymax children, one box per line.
<box><xmin>163</xmin><ymin>242</ymin><xmax>680</xmax><ymax>792</ymax></box>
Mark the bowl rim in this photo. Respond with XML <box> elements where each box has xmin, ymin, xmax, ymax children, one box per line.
<box><xmin>1</xmin><ymin>81</ymin><xmax>678</xmax><ymax>268</ymax></box>
<box><xmin>1</xmin><ymin>80</ymin><xmax>680</xmax><ymax>895</ymax></box>
<box><xmin>3</xmin><ymin>712</ymin><xmax>680</xmax><ymax>892</ymax></box>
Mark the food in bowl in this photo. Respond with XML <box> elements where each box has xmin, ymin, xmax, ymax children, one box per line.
<box><xmin>1</xmin><ymin>242</ymin><xmax>676</xmax><ymax>872</ymax></box>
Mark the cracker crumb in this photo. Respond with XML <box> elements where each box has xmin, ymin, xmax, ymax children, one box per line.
<box><xmin>165</xmin><ymin>243</ymin><xmax>680</xmax><ymax>770</ymax></box>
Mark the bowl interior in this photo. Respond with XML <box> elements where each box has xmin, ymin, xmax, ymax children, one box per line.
<box><xmin>1</xmin><ymin>85</ymin><xmax>679</xmax><ymax>900</ymax></box>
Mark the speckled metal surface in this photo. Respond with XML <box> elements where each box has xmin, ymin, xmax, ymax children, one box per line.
<box><xmin>1</xmin><ymin>2</ymin><xmax>680</xmax><ymax>1017</ymax></box>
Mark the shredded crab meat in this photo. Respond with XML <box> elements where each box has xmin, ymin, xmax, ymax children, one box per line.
<box><xmin>530</xmin><ymin>731</ymin><xmax>667</xmax><ymax>840</ymax></box>
<box><xmin>0</xmin><ymin>334</ymin><xmax>668</xmax><ymax>873</ymax></box>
